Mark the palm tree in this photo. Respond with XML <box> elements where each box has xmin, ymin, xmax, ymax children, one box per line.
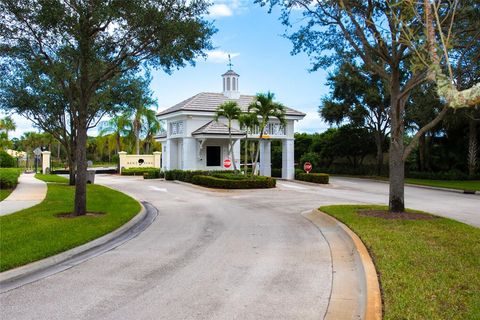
<box><xmin>98</xmin><ymin>115</ymin><xmax>131</xmax><ymax>154</ymax></box>
<box><xmin>0</xmin><ymin>116</ymin><xmax>16</xmax><ymax>140</ymax></box>
<box><xmin>215</xmin><ymin>101</ymin><xmax>242</xmax><ymax>171</ymax></box>
<box><xmin>141</xmin><ymin>109</ymin><xmax>162</xmax><ymax>154</ymax></box>
<box><xmin>248</xmin><ymin>92</ymin><xmax>286</xmax><ymax>175</ymax></box>
<box><xmin>238</xmin><ymin>112</ymin><xmax>259</xmax><ymax>175</ymax></box>
<box><xmin>131</xmin><ymin>101</ymin><xmax>157</xmax><ymax>154</ymax></box>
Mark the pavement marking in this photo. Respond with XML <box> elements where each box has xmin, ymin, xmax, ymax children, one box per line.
<box><xmin>278</xmin><ymin>183</ymin><xmax>308</xmax><ymax>190</ymax></box>
<box><xmin>149</xmin><ymin>186</ymin><xmax>168</xmax><ymax>192</ymax></box>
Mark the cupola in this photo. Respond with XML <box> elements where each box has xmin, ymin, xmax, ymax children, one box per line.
<box><xmin>222</xmin><ymin>55</ymin><xmax>240</xmax><ymax>99</ymax></box>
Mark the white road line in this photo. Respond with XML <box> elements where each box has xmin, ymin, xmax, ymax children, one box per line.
<box><xmin>149</xmin><ymin>186</ymin><xmax>168</xmax><ymax>192</ymax></box>
<box><xmin>278</xmin><ymin>183</ymin><xmax>307</xmax><ymax>190</ymax></box>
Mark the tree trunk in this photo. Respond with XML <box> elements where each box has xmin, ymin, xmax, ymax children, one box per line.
<box><xmin>68</xmin><ymin>159</ymin><xmax>76</xmax><ymax>185</ymax></box>
<box><xmin>418</xmin><ymin>133</ymin><xmax>426</xmax><ymax>171</ymax></box>
<box><xmin>135</xmin><ymin>120</ymin><xmax>140</xmax><ymax>155</ymax></box>
<box><xmin>227</xmin><ymin>119</ymin><xmax>238</xmax><ymax>171</ymax></box>
<box><xmin>57</xmin><ymin>142</ymin><xmax>61</xmax><ymax>160</ymax></box>
<box><xmin>74</xmin><ymin>121</ymin><xmax>87</xmax><ymax>216</ymax></box>
<box><xmin>116</xmin><ymin>133</ymin><xmax>121</xmax><ymax>153</ymax></box>
<box><xmin>252</xmin><ymin>121</ymin><xmax>266</xmax><ymax>175</ymax></box>
<box><xmin>244</xmin><ymin>137</ymin><xmax>248</xmax><ymax>175</ymax></box>
<box><xmin>468</xmin><ymin>118</ymin><xmax>478</xmax><ymax>177</ymax></box>
<box><xmin>374</xmin><ymin>131</ymin><xmax>383</xmax><ymax>176</ymax></box>
<box><xmin>389</xmin><ymin>74</ymin><xmax>405</xmax><ymax>212</ymax></box>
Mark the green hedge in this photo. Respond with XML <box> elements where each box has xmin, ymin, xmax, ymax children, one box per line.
<box><xmin>143</xmin><ymin>170</ymin><xmax>164</xmax><ymax>179</ymax></box>
<box><xmin>296</xmin><ymin>172</ymin><xmax>329</xmax><ymax>184</ymax></box>
<box><xmin>164</xmin><ymin>169</ymin><xmax>233</xmax><ymax>182</ymax></box>
<box><xmin>0</xmin><ymin>151</ymin><xmax>15</xmax><ymax>168</ymax></box>
<box><xmin>192</xmin><ymin>175</ymin><xmax>276</xmax><ymax>189</ymax></box>
<box><xmin>121</xmin><ymin>167</ymin><xmax>163</xmax><ymax>179</ymax></box>
<box><xmin>0</xmin><ymin>168</ymin><xmax>23</xmax><ymax>189</ymax></box>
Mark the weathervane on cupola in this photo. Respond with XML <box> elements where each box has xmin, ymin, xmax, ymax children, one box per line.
<box><xmin>227</xmin><ymin>54</ymin><xmax>233</xmax><ymax>70</ymax></box>
<box><xmin>222</xmin><ymin>53</ymin><xmax>240</xmax><ymax>99</ymax></box>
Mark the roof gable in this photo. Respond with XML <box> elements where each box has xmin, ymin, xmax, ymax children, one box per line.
<box><xmin>192</xmin><ymin>120</ymin><xmax>245</xmax><ymax>136</ymax></box>
<box><xmin>157</xmin><ymin>92</ymin><xmax>305</xmax><ymax>117</ymax></box>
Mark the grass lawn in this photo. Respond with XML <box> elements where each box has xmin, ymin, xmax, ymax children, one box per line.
<box><xmin>0</xmin><ymin>188</ymin><xmax>13</xmax><ymax>201</ymax></box>
<box><xmin>0</xmin><ymin>174</ymin><xmax>140</xmax><ymax>272</ymax></box>
<box><xmin>405</xmin><ymin>178</ymin><xmax>480</xmax><ymax>191</ymax></box>
<box><xmin>320</xmin><ymin>205</ymin><xmax>480</xmax><ymax>320</ymax></box>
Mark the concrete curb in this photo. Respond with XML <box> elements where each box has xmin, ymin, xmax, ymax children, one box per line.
<box><xmin>0</xmin><ymin>201</ymin><xmax>157</xmax><ymax>293</ymax></box>
<box><xmin>332</xmin><ymin>175</ymin><xmax>478</xmax><ymax>195</ymax></box>
<box><xmin>304</xmin><ymin>209</ymin><xmax>382</xmax><ymax>320</ymax></box>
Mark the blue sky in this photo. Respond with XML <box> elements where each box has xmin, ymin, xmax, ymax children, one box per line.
<box><xmin>8</xmin><ymin>0</ymin><xmax>331</xmax><ymax>138</ymax></box>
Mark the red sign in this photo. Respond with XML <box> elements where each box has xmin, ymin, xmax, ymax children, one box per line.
<box><xmin>224</xmin><ymin>159</ymin><xmax>232</xmax><ymax>168</ymax></box>
<box><xmin>304</xmin><ymin>162</ymin><xmax>312</xmax><ymax>173</ymax></box>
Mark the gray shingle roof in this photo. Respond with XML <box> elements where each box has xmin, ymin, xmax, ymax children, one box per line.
<box><xmin>157</xmin><ymin>92</ymin><xmax>306</xmax><ymax>117</ymax></box>
<box><xmin>191</xmin><ymin>120</ymin><xmax>245</xmax><ymax>136</ymax></box>
<box><xmin>222</xmin><ymin>70</ymin><xmax>239</xmax><ymax>77</ymax></box>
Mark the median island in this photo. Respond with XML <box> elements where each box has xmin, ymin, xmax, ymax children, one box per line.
<box><xmin>164</xmin><ymin>170</ymin><xmax>276</xmax><ymax>189</ymax></box>
<box><xmin>0</xmin><ymin>174</ymin><xmax>141</xmax><ymax>272</ymax></box>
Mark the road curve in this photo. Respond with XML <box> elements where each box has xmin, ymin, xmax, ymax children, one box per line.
<box><xmin>1</xmin><ymin>174</ymin><xmax>477</xmax><ymax>320</ymax></box>
<box><xmin>0</xmin><ymin>176</ymin><xmax>333</xmax><ymax>320</ymax></box>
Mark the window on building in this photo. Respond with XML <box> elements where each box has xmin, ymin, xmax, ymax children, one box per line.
<box><xmin>232</xmin><ymin>77</ymin><xmax>236</xmax><ymax>91</ymax></box>
<box><xmin>227</xmin><ymin>77</ymin><xmax>231</xmax><ymax>91</ymax></box>
<box><xmin>206</xmin><ymin>146</ymin><xmax>221</xmax><ymax>166</ymax></box>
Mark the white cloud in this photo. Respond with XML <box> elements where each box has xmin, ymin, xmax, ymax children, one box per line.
<box><xmin>209</xmin><ymin>4</ymin><xmax>233</xmax><ymax>17</ymax></box>
<box><xmin>208</xmin><ymin>1</ymin><xmax>250</xmax><ymax>18</ymax></box>
<box><xmin>206</xmin><ymin>50</ymin><xmax>240</xmax><ymax>63</ymax></box>
<box><xmin>295</xmin><ymin>109</ymin><xmax>329</xmax><ymax>134</ymax></box>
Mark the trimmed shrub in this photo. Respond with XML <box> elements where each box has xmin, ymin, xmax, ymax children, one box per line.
<box><xmin>0</xmin><ymin>151</ymin><xmax>15</xmax><ymax>168</ymax></box>
<box><xmin>0</xmin><ymin>168</ymin><xmax>22</xmax><ymax>189</ymax></box>
<box><xmin>192</xmin><ymin>175</ymin><xmax>276</xmax><ymax>189</ymax></box>
<box><xmin>143</xmin><ymin>170</ymin><xmax>164</xmax><ymax>179</ymax></box>
<box><xmin>296</xmin><ymin>172</ymin><xmax>329</xmax><ymax>184</ymax></box>
<box><xmin>164</xmin><ymin>170</ymin><xmax>233</xmax><ymax>182</ymax></box>
<box><xmin>121</xmin><ymin>167</ymin><xmax>159</xmax><ymax>176</ymax></box>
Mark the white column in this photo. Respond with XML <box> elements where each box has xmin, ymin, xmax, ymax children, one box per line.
<box><xmin>282</xmin><ymin>139</ymin><xmax>295</xmax><ymax>180</ymax></box>
<box><xmin>182</xmin><ymin>138</ymin><xmax>196</xmax><ymax>170</ymax></box>
<box><xmin>259</xmin><ymin>139</ymin><xmax>271</xmax><ymax>177</ymax></box>
<box><xmin>118</xmin><ymin>151</ymin><xmax>127</xmax><ymax>174</ymax></box>
<box><xmin>161</xmin><ymin>143</ymin><xmax>167</xmax><ymax>170</ymax></box>
<box><xmin>164</xmin><ymin>139</ymin><xmax>177</xmax><ymax>170</ymax></box>
<box><xmin>41</xmin><ymin>151</ymin><xmax>51</xmax><ymax>174</ymax></box>
<box><xmin>153</xmin><ymin>151</ymin><xmax>161</xmax><ymax>169</ymax></box>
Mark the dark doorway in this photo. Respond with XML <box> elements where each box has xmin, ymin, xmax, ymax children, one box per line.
<box><xmin>206</xmin><ymin>146</ymin><xmax>221</xmax><ymax>166</ymax></box>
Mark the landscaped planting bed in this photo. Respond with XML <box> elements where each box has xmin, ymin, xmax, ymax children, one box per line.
<box><xmin>320</xmin><ymin>205</ymin><xmax>480</xmax><ymax>320</ymax></box>
<box><xmin>296</xmin><ymin>172</ymin><xmax>329</xmax><ymax>184</ymax></box>
<box><xmin>164</xmin><ymin>170</ymin><xmax>276</xmax><ymax>189</ymax></box>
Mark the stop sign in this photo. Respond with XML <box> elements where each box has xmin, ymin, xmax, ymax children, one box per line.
<box><xmin>304</xmin><ymin>161</ymin><xmax>312</xmax><ymax>173</ymax></box>
<box><xmin>224</xmin><ymin>159</ymin><xmax>232</xmax><ymax>168</ymax></box>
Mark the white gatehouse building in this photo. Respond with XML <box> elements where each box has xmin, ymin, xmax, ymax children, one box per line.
<box><xmin>155</xmin><ymin>68</ymin><xmax>305</xmax><ymax>179</ymax></box>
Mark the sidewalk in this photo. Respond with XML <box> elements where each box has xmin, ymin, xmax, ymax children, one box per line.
<box><xmin>0</xmin><ymin>173</ymin><xmax>47</xmax><ymax>216</ymax></box>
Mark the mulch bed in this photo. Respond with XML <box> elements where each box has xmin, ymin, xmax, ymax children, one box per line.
<box><xmin>56</xmin><ymin>212</ymin><xmax>106</xmax><ymax>219</ymax></box>
<box><xmin>357</xmin><ymin>210</ymin><xmax>437</xmax><ymax>220</ymax></box>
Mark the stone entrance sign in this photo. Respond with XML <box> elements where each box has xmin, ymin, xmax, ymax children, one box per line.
<box><xmin>118</xmin><ymin>151</ymin><xmax>161</xmax><ymax>174</ymax></box>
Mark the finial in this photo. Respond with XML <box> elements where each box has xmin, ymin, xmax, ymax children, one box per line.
<box><xmin>227</xmin><ymin>54</ymin><xmax>233</xmax><ymax>70</ymax></box>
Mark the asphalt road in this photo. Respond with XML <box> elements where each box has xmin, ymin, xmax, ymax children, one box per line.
<box><xmin>1</xmin><ymin>175</ymin><xmax>478</xmax><ymax>320</ymax></box>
